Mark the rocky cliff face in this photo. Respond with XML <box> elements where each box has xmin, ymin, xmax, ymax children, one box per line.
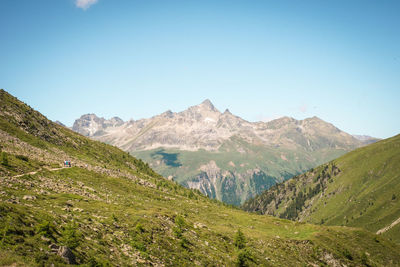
<box><xmin>72</xmin><ymin>114</ymin><xmax>123</xmax><ymax>137</ymax></box>
<box><xmin>72</xmin><ymin>100</ymin><xmax>372</xmax><ymax>205</ymax></box>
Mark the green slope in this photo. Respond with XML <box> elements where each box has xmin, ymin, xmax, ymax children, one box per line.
<box><xmin>132</xmin><ymin>140</ymin><xmax>350</xmax><ymax>206</ymax></box>
<box><xmin>1</xmin><ymin>89</ymin><xmax>400</xmax><ymax>266</ymax></box>
<box><xmin>243</xmin><ymin>134</ymin><xmax>400</xmax><ymax>243</ymax></box>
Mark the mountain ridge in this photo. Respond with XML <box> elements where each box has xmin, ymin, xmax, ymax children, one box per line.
<box><xmin>72</xmin><ymin>99</ymin><xmax>368</xmax><ymax>151</ymax></box>
<box><xmin>242</xmin><ymin>133</ymin><xmax>400</xmax><ymax>243</ymax></box>
<box><xmin>71</xmin><ymin>100</ymin><xmax>377</xmax><ymax>205</ymax></box>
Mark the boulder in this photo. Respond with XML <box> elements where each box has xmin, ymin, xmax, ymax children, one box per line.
<box><xmin>57</xmin><ymin>246</ymin><xmax>77</xmax><ymax>264</ymax></box>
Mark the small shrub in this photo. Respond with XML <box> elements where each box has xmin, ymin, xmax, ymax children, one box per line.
<box><xmin>131</xmin><ymin>240</ymin><xmax>146</xmax><ymax>252</ymax></box>
<box><xmin>343</xmin><ymin>248</ymin><xmax>353</xmax><ymax>260</ymax></box>
<box><xmin>179</xmin><ymin>237</ymin><xmax>190</xmax><ymax>249</ymax></box>
<box><xmin>236</xmin><ymin>248</ymin><xmax>254</xmax><ymax>267</ymax></box>
<box><xmin>188</xmin><ymin>190</ymin><xmax>195</xmax><ymax>199</ymax></box>
<box><xmin>60</xmin><ymin>223</ymin><xmax>82</xmax><ymax>249</ymax></box>
<box><xmin>87</xmin><ymin>255</ymin><xmax>111</xmax><ymax>267</ymax></box>
<box><xmin>16</xmin><ymin>154</ymin><xmax>29</xmax><ymax>162</ymax></box>
<box><xmin>1</xmin><ymin>152</ymin><xmax>9</xmax><ymax>166</ymax></box>
<box><xmin>392</xmin><ymin>194</ymin><xmax>396</xmax><ymax>200</ymax></box>
<box><xmin>175</xmin><ymin>215</ymin><xmax>186</xmax><ymax>229</ymax></box>
<box><xmin>135</xmin><ymin>223</ymin><xmax>145</xmax><ymax>233</ymax></box>
<box><xmin>36</xmin><ymin>220</ymin><xmax>55</xmax><ymax>239</ymax></box>
<box><xmin>234</xmin><ymin>229</ymin><xmax>246</xmax><ymax>249</ymax></box>
<box><xmin>361</xmin><ymin>252</ymin><xmax>369</xmax><ymax>266</ymax></box>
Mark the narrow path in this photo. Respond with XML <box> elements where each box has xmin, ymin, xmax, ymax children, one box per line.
<box><xmin>5</xmin><ymin>167</ymin><xmax>66</xmax><ymax>179</ymax></box>
<box><xmin>376</xmin><ymin>216</ymin><xmax>400</xmax><ymax>235</ymax></box>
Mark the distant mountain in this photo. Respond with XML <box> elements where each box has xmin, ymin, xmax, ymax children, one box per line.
<box><xmin>72</xmin><ymin>114</ymin><xmax>124</xmax><ymax>137</ymax></box>
<box><xmin>54</xmin><ymin>120</ymin><xmax>66</xmax><ymax>127</ymax></box>
<box><xmin>242</xmin><ymin>134</ymin><xmax>400</xmax><ymax>243</ymax></box>
<box><xmin>72</xmin><ymin>100</ymin><xmax>373</xmax><ymax>205</ymax></box>
<box><xmin>353</xmin><ymin>134</ymin><xmax>381</xmax><ymax>145</ymax></box>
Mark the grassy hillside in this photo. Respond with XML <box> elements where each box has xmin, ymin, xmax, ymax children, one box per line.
<box><xmin>132</xmin><ymin>140</ymin><xmax>349</xmax><ymax>206</ymax></box>
<box><xmin>243</xmin><ymin>134</ymin><xmax>400</xmax><ymax>244</ymax></box>
<box><xmin>1</xmin><ymin>89</ymin><xmax>400</xmax><ymax>266</ymax></box>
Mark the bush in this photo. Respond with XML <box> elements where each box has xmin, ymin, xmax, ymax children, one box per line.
<box><xmin>1</xmin><ymin>152</ymin><xmax>9</xmax><ymax>166</ymax></box>
<box><xmin>131</xmin><ymin>240</ymin><xmax>146</xmax><ymax>252</ymax></box>
<box><xmin>16</xmin><ymin>154</ymin><xmax>29</xmax><ymax>162</ymax></box>
<box><xmin>361</xmin><ymin>252</ymin><xmax>369</xmax><ymax>265</ymax></box>
<box><xmin>87</xmin><ymin>255</ymin><xmax>111</xmax><ymax>267</ymax></box>
<box><xmin>343</xmin><ymin>248</ymin><xmax>353</xmax><ymax>260</ymax></box>
<box><xmin>234</xmin><ymin>229</ymin><xmax>246</xmax><ymax>249</ymax></box>
<box><xmin>236</xmin><ymin>248</ymin><xmax>254</xmax><ymax>267</ymax></box>
<box><xmin>60</xmin><ymin>223</ymin><xmax>82</xmax><ymax>249</ymax></box>
<box><xmin>175</xmin><ymin>215</ymin><xmax>186</xmax><ymax>229</ymax></box>
<box><xmin>135</xmin><ymin>223</ymin><xmax>145</xmax><ymax>233</ymax></box>
<box><xmin>36</xmin><ymin>220</ymin><xmax>55</xmax><ymax>239</ymax></box>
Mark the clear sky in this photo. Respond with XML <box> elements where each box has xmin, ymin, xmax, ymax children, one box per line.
<box><xmin>1</xmin><ymin>0</ymin><xmax>399</xmax><ymax>138</ymax></box>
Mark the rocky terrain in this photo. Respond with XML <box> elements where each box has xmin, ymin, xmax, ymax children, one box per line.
<box><xmin>72</xmin><ymin>100</ymin><xmax>375</xmax><ymax>205</ymax></box>
<box><xmin>73</xmin><ymin>99</ymin><xmax>368</xmax><ymax>152</ymax></box>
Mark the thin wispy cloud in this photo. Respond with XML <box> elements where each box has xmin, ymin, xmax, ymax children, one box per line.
<box><xmin>75</xmin><ymin>0</ymin><xmax>98</xmax><ymax>10</ymax></box>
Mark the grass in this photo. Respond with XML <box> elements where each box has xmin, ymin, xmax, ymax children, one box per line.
<box><xmin>244</xmin><ymin>133</ymin><xmax>400</xmax><ymax>244</ymax></box>
<box><xmin>132</xmin><ymin>141</ymin><xmax>350</xmax><ymax>206</ymax></box>
<box><xmin>1</xmin><ymin>89</ymin><xmax>400</xmax><ymax>266</ymax></box>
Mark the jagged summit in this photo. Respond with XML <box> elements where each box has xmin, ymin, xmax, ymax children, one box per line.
<box><xmin>197</xmin><ymin>99</ymin><xmax>218</xmax><ymax>112</ymax></box>
<box><xmin>72</xmin><ymin>113</ymin><xmax>124</xmax><ymax>136</ymax></box>
<box><xmin>72</xmin><ymin>102</ymin><xmax>365</xmax><ymax>152</ymax></box>
<box><xmin>201</xmin><ymin>98</ymin><xmax>214</xmax><ymax>106</ymax></box>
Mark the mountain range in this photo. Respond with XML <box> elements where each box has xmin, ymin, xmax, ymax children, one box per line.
<box><xmin>72</xmin><ymin>100</ymin><xmax>376</xmax><ymax>205</ymax></box>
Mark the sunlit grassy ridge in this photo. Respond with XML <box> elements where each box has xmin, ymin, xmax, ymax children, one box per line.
<box><xmin>1</xmin><ymin>89</ymin><xmax>400</xmax><ymax>266</ymax></box>
<box><xmin>243</xmin><ymin>133</ymin><xmax>400</xmax><ymax>244</ymax></box>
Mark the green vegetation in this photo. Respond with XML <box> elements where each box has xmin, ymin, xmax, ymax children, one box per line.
<box><xmin>133</xmin><ymin>141</ymin><xmax>349</xmax><ymax>206</ymax></box>
<box><xmin>1</xmin><ymin>152</ymin><xmax>9</xmax><ymax>166</ymax></box>
<box><xmin>243</xmin><ymin>133</ymin><xmax>400</xmax><ymax>244</ymax></box>
<box><xmin>1</xmin><ymin>89</ymin><xmax>400</xmax><ymax>266</ymax></box>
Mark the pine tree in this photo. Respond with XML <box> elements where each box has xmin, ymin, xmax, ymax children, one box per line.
<box><xmin>234</xmin><ymin>229</ymin><xmax>246</xmax><ymax>249</ymax></box>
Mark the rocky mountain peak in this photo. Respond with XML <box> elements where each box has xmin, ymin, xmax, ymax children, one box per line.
<box><xmin>80</xmin><ymin>113</ymin><xmax>100</xmax><ymax>120</ymax></box>
<box><xmin>160</xmin><ymin>110</ymin><xmax>174</xmax><ymax>118</ymax></box>
<box><xmin>110</xmin><ymin>116</ymin><xmax>124</xmax><ymax>123</ymax></box>
<box><xmin>72</xmin><ymin>114</ymin><xmax>124</xmax><ymax>136</ymax></box>
<box><xmin>198</xmin><ymin>99</ymin><xmax>217</xmax><ymax>112</ymax></box>
<box><xmin>71</xmin><ymin>101</ymin><xmax>372</xmax><ymax>153</ymax></box>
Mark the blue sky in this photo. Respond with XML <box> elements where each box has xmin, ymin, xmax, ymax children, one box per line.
<box><xmin>0</xmin><ymin>0</ymin><xmax>399</xmax><ymax>138</ymax></box>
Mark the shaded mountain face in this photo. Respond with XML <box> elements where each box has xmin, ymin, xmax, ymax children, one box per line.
<box><xmin>2</xmin><ymin>88</ymin><xmax>400</xmax><ymax>266</ymax></box>
<box><xmin>72</xmin><ymin>100</ymin><xmax>370</xmax><ymax>205</ymax></box>
<box><xmin>242</xmin><ymin>134</ymin><xmax>400</xmax><ymax>243</ymax></box>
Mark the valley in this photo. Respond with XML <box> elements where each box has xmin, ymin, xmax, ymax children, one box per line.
<box><xmin>72</xmin><ymin>100</ymin><xmax>373</xmax><ymax>205</ymax></box>
<box><xmin>243</xmin><ymin>134</ymin><xmax>400</xmax><ymax>244</ymax></box>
